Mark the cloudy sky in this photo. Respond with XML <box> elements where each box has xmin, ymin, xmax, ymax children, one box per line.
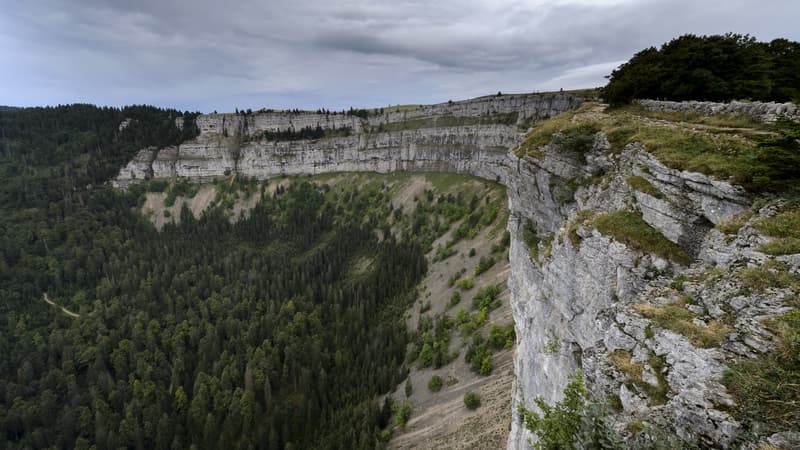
<box><xmin>2</xmin><ymin>0</ymin><xmax>798</xmax><ymax>112</ymax></box>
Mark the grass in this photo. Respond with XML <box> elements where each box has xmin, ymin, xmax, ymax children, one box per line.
<box><xmin>517</xmin><ymin>116</ymin><xmax>599</xmax><ymax>160</ymax></box>
<box><xmin>620</xmin><ymin>104</ymin><xmax>771</xmax><ymax>132</ymax></box>
<box><xmin>722</xmin><ymin>308</ymin><xmax>800</xmax><ymax>432</ymax></box>
<box><xmin>610</xmin><ymin>350</ymin><xmax>643</xmax><ymax>383</ymax></box>
<box><xmin>738</xmin><ymin>260</ymin><xmax>800</xmax><ymax>293</ymax></box>
<box><xmin>633</xmin><ymin>298</ymin><xmax>732</xmax><ymax>348</ymax></box>
<box><xmin>609</xmin><ymin>350</ymin><xmax>669</xmax><ymax>406</ymax></box>
<box><xmin>593</xmin><ymin>210</ymin><xmax>691</xmax><ymax>265</ymax></box>
<box><xmin>754</xmin><ymin>208</ymin><xmax>800</xmax><ymax>255</ymax></box>
<box><xmin>565</xmin><ymin>210</ymin><xmax>595</xmax><ymax>247</ymax></box>
<box><xmin>516</xmin><ymin>102</ymin><xmax>800</xmax><ymax>193</ymax></box>
<box><xmin>514</xmin><ymin>103</ymin><xmax>596</xmax><ymax>158</ymax></box>
<box><xmin>717</xmin><ymin>210</ymin><xmax>754</xmax><ymax>235</ymax></box>
<box><xmin>627</xmin><ymin>175</ymin><xmax>666</xmax><ymax>200</ymax></box>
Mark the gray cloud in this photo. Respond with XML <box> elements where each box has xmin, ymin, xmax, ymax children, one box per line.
<box><xmin>1</xmin><ymin>0</ymin><xmax>798</xmax><ymax>112</ymax></box>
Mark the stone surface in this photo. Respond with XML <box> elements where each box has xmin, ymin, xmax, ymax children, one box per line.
<box><xmin>636</xmin><ymin>99</ymin><xmax>799</xmax><ymax>122</ymax></box>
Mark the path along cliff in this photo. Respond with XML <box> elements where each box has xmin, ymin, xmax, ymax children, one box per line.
<box><xmin>115</xmin><ymin>94</ymin><xmax>800</xmax><ymax>448</ymax></box>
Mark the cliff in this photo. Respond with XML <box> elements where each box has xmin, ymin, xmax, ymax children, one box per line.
<box><xmin>114</xmin><ymin>93</ymin><xmax>580</xmax><ymax>187</ymax></box>
<box><xmin>115</xmin><ymin>96</ymin><xmax>799</xmax><ymax>448</ymax></box>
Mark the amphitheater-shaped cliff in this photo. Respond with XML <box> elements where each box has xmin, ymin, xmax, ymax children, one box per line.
<box><xmin>115</xmin><ymin>94</ymin><xmax>799</xmax><ymax>449</ymax></box>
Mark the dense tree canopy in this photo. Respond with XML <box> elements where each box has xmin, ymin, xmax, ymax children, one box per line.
<box><xmin>0</xmin><ymin>105</ymin><xmax>426</xmax><ymax>449</ymax></box>
<box><xmin>602</xmin><ymin>34</ymin><xmax>800</xmax><ymax>105</ymax></box>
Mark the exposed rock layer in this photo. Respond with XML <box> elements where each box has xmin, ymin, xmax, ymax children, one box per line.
<box><xmin>636</xmin><ymin>99</ymin><xmax>798</xmax><ymax>121</ymax></box>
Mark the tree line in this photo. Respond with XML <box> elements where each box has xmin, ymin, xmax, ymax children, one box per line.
<box><xmin>602</xmin><ymin>33</ymin><xmax>800</xmax><ymax>105</ymax></box>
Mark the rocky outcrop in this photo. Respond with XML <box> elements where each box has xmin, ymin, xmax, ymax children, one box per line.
<box><xmin>636</xmin><ymin>99</ymin><xmax>798</xmax><ymax>122</ymax></box>
<box><xmin>115</xmin><ymin>94</ymin><xmax>795</xmax><ymax>449</ymax></box>
<box><xmin>504</xmin><ymin>136</ymin><xmax>796</xmax><ymax>449</ymax></box>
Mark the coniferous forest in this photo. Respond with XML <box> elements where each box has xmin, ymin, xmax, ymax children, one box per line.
<box><xmin>0</xmin><ymin>106</ymin><xmax>426</xmax><ymax>449</ymax></box>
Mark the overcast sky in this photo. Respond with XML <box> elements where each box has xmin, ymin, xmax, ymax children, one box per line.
<box><xmin>2</xmin><ymin>0</ymin><xmax>798</xmax><ymax>112</ymax></box>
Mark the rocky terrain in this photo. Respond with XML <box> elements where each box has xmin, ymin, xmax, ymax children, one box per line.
<box><xmin>116</xmin><ymin>94</ymin><xmax>799</xmax><ymax>448</ymax></box>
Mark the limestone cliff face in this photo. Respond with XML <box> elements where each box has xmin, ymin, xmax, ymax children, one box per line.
<box><xmin>114</xmin><ymin>93</ymin><xmax>580</xmax><ymax>187</ymax></box>
<box><xmin>115</xmin><ymin>95</ymin><xmax>796</xmax><ymax>448</ymax></box>
<box><xmin>503</xmin><ymin>140</ymin><xmax>756</xmax><ymax>449</ymax></box>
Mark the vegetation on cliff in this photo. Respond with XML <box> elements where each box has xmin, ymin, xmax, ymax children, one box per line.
<box><xmin>517</xmin><ymin>102</ymin><xmax>800</xmax><ymax>194</ymax></box>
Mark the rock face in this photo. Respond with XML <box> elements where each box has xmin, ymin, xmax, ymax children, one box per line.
<box><xmin>114</xmin><ymin>93</ymin><xmax>580</xmax><ymax>188</ymax></box>
<box><xmin>636</xmin><ymin>99</ymin><xmax>798</xmax><ymax>122</ymax></box>
<box><xmin>115</xmin><ymin>95</ymin><xmax>796</xmax><ymax>449</ymax></box>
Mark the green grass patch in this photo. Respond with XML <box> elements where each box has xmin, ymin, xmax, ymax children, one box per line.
<box><xmin>609</xmin><ymin>349</ymin><xmax>670</xmax><ymax>406</ymax></box>
<box><xmin>620</xmin><ymin>104</ymin><xmax>771</xmax><ymax>131</ymax></box>
<box><xmin>627</xmin><ymin>175</ymin><xmax>666</xmax><ymax>199</ymax></box>
<box><xmin>754</xmin><ymin>208</ymin><xmax>800</xmax><ymax>255</ymax></box>
<box><xmin>722</xmin><ymin>309</ymin><xmax>800</xmax><ymax>432</ymax></box>
<box><xmin>518</xmin><ymin>104</ymin><xmax>800</xmax><ymax>193</ymax></box>
<box><xmin>593</xmin><ymin>210</ymin><xmax>691</xmax><ymax>264</ymax></box>
<box><xmin>633</xmin><ymin>298</ymin><xmax>731</xmax><ymax>348</ymax></box>
<box><xmin>515</xmin><ymin>103</ymin><xmax>597</xmax><ymax>158</ymax></box>
<box><xmin>717</xmin><ymin>210</ymin><xmax>754</xmax><ymax>235</ymax></box>
<box><xmin>738</xmin><ymin>261</ymin><xmax>800</xmax><ymax>293</ymax></box>
<box><xmin>565</xmin><ymin>210</ymin><xmax>595</xmax><ymax>247</ymax></box>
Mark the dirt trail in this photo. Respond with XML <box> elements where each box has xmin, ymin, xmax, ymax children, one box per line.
<box><xmin>43</xmin><ymin>293</ymin><xmax>80</xmax><ymax>318</ymax></box>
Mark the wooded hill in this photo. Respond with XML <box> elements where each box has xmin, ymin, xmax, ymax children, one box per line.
<box><xmin>602</xmin><ymin>33</ymin><xmax>800</xmax><ymax>105</ymax></box>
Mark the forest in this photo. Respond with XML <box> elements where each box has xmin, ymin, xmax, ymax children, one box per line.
<box><xmin>0</xmin><ymin>105</ymin><xmax>427</xmax><ymax>449</ymax></box>
<box><xmin>602</xmin><ymin>33</ymin><xmax>800</xmax><ymax>105</ymax></box>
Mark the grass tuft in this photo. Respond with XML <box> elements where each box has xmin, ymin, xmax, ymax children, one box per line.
<box><xmin>633</xmin><ymin>298</ymin><xmax>731</xmax><ymax>348</ymax></box>
<box><xmin>717</xmin><ymin>210</ymin><xmax>754</xmax><ymax>235</ymax></box>
<box><xmin>738</xmin><ymin>261</ymin><xmax>800</xmax><ymax>293</ymax></box>
<box><xmin>627</xmin><ymin>175</ymin><xmax>666</xmax><ymax>200</ymax></box>
<box><xmin>593</xmin><ymin>210</ymin><xmax>691</xmax><ymax>265</ymax></box>
<box><xmin>723</xmin><ymin>309</ymin><xmax>800</xmax><ymax>432</ymax></box>
<box><xmin>754</xmin><ymin>208</ymin><xmax>800</xmax><ymax>255</ymax></box>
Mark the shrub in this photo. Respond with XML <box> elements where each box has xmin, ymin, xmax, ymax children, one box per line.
<box><xmin>465</xmin><ymin>336</ymin><xmax>493</xmax><ymax>375</ymax></box>
<box><xmin>448</xmin><ymin>291</ymin><xmax>461</xmax><ymax>308</ymax></box>
<box><xmin>489</xmin><ymin>324</ymin><xmax>516</xmax><ymax>349</ymax></box>
<box><xmin>456</xmin><ymin>277</ymin><xmax>474</xmax><ymax>290</ymax></box>
<box><xmin>464</xmin><ymin>391</ymin><xmax>481</xmax><ymax>410</ymax></box>
<box><xmin>395</xmin><ymin>400</ymin><xmax>412</xmax><ymax>428</ymax></box>
<box><xmin>471</xmin><ymin>284</ymin><xmax>501</xmax><ymax>311</ymax></box>
<box><xmin>519</xmin><ymin>372</ymin><xmax>587</xmax><ymax>449</ymax></box>
<box><xmin>428</xmin><ymin>375</ymin><xmax>443</xmax><ymax>392</ymax></box>
<box><xmin>474</xmin><ymin>255</ymin><xmax>496</xmax><ymax>276</ymax></box>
